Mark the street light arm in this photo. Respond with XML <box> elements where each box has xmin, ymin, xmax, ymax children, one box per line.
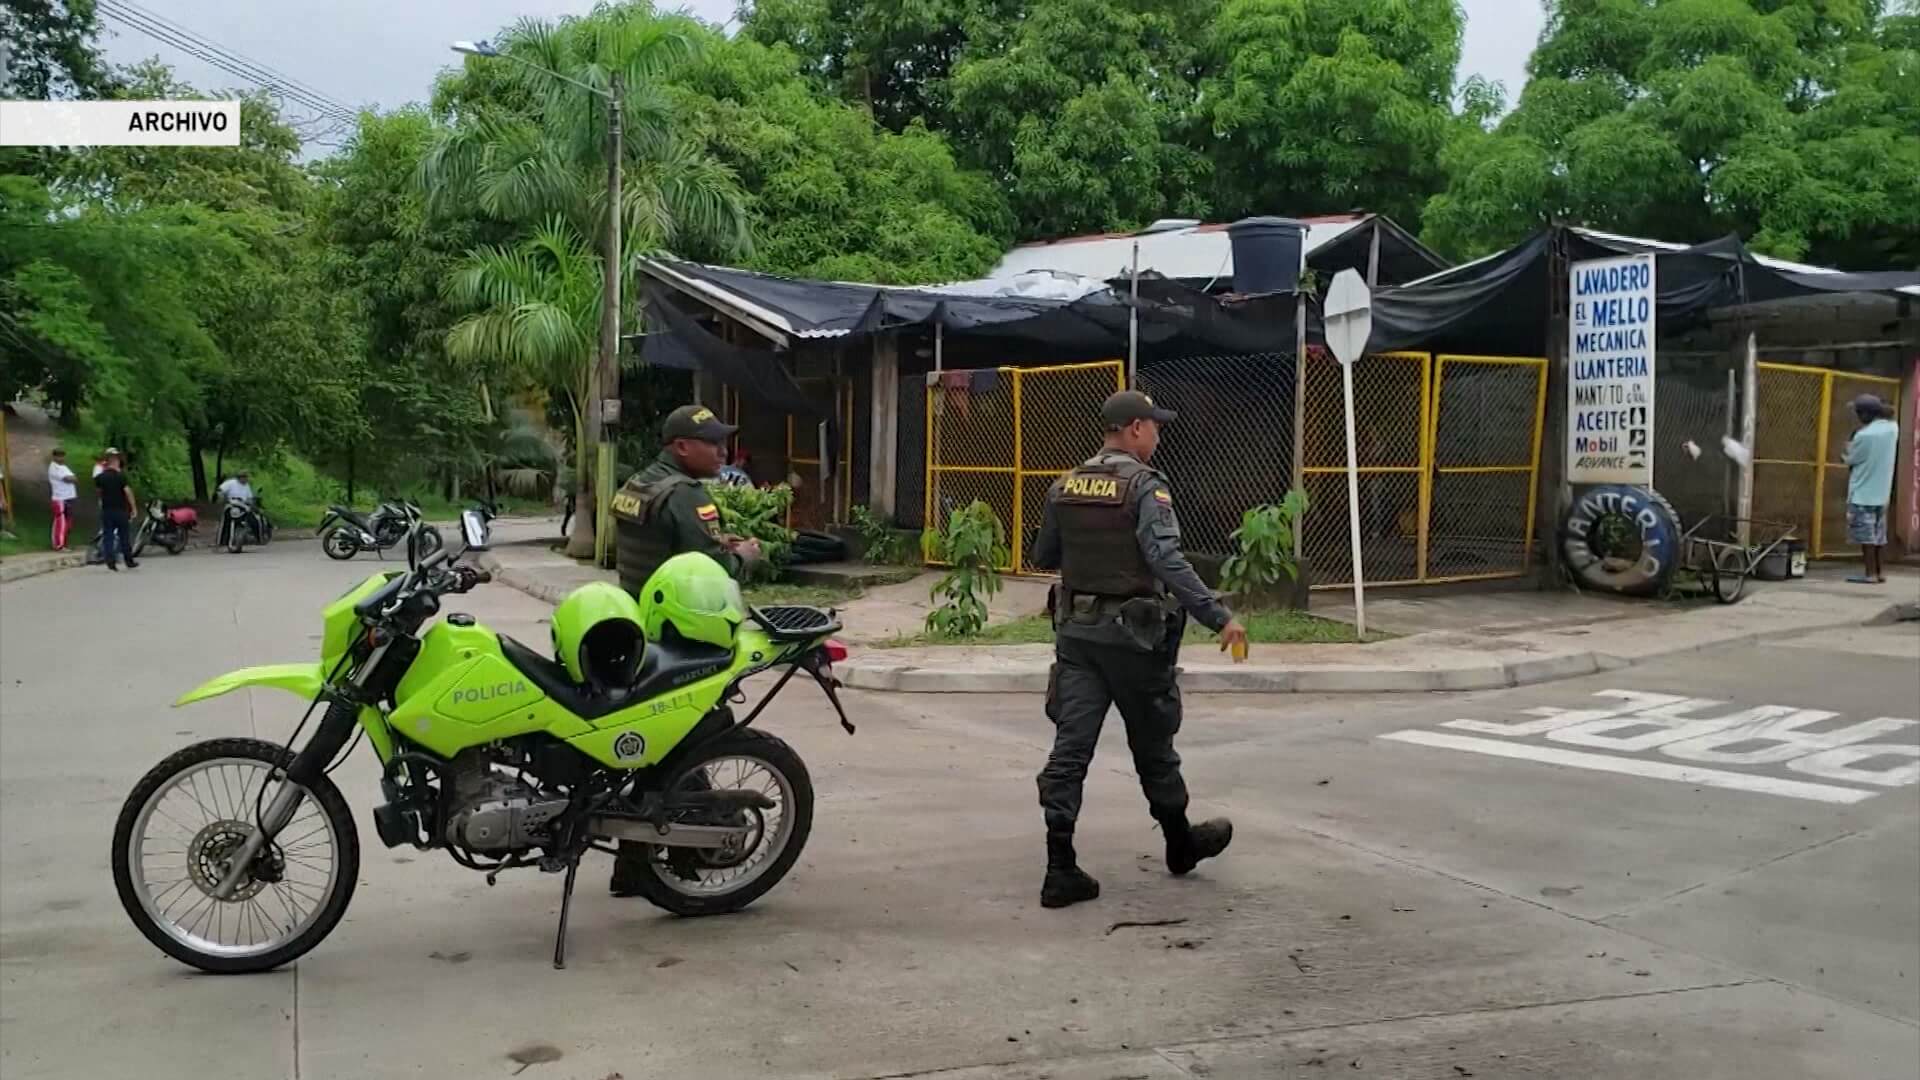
<box><xmin>451</xmin><ymin>41</ymin><xmax>614</xmax><ymax>101</ymax></box>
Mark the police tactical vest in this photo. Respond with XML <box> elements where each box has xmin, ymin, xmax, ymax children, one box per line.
<box><xmin>1052</xmin><ymin>452</ymin><xmax>1159</xmax><ymax>598</ymax></box>
<box><xmin>613</xmin><ymin>468</ymin><xmax>700</xmax><ymax>596</ymax></box>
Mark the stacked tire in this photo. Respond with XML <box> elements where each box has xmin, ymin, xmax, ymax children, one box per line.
<box><xmin>1558</xmin><ymin>484</ymin><xmax>1681</xmax><ymax>596</ymax></box>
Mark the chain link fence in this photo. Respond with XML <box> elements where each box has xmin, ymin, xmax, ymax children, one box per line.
<box><xmin>1753</xmin><ymin>363</ymin><xmax>1903</xmax><ymax>556</ymax></box>
<box><xmin>921</xmin><ymin>362</ymin><xmax>1124</xmax><ymax>572</ymax></box>
<box><xmin>1138</xmin><ymin>353</ymin><xmax>1296</xmax><ymax>558</ymax></box>
<box><xmin>1299</xmin><ymin>350</ymin><xmax>1430</xmax><ymax>585</ymax></box>
<box><xmin>1652</xmin><ymin>351</ymin><xmax>1742</xmax><ymax>541</ymax></box>
<box><xmin>1430</xmin><ymin>356</ymin><xmax>1549</xmax><ymax>580</ymax></box>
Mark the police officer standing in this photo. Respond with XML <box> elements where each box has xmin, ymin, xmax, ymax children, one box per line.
<box><xmin>1028</xmin><ymin>390</ymin><xmax>1247</xmax><ymax>908</ymax></box>
<box><xmin>612</xmin><ymin>404</ymin><xmax>761</xmax><ymax>597</ymax></box>
<box><xmin>608</xmin><ymin>404</ymin><xmax>760</xmax><ymax>897</ymax></box>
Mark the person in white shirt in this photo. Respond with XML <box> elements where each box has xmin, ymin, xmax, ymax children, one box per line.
<box><xmin>217</xmin><ymin>471</ymin><xmax>255</xmax><ymax>506</ymax></box>
<box><xmin>47</xmin><ymin>448</ymin><xmax>79</xmax><ymax>551</ymax></box>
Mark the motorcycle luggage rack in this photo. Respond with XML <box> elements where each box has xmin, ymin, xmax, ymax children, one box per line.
<box><xmin>749</xmin><ymin>605</ymin><xmax>841</xmax><ymax>641</ymax></box>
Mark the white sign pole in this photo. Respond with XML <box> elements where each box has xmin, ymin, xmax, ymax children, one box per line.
<box><xmin>1322</xmin><ymin>269</ymin><xmax>1374</xmax><ymax>641</ymax></box>
<box><xmin>1339</xmin><ymin>360</ymin><xmax>1367</xmax><ymax>639</ymax></box>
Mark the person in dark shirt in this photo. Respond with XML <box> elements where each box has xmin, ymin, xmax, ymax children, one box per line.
<box><xmin>95</xmin><ymin>451</ymin><xmax>138</xmax><ymax>571</ymax></box>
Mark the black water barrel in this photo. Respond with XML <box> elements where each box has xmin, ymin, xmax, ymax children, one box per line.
<box><xmin>1226</xmin><ymin>216</ymin><xmax>1305</xmax><ymax>294</ymax></box>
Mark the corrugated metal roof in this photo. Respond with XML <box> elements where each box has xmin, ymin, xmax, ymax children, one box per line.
<box><xmin>988</xmin><ymin>215</ymin><xmax>1369</xmax><ymax>282</ymax></box>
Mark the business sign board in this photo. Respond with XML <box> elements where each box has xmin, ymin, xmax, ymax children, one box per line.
<box><xmin>1567</xmin><ymin>254</ymin><xmax>1656</xmax><ymax>485</ymax></box>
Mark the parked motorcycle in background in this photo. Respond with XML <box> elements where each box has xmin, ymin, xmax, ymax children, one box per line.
<box><xmin>221</xmin><ymin>494</ymin><xmax>274</xmax><ymax>554</ymax></box>
<box><xmin>319</xmin><ymin>501</ymin><xmax>434</xmax><ymax>561</ymax></box>
<box><xmin>131</xmin><ymin>499</ymin><xmax>197</xmax><ymax>557</ymax></box>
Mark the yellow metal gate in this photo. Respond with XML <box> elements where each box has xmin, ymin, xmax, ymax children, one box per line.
<box><xmin>925</xmin><ymin>361</ymin><xmax>1124</xmax><ymax>573</ymax></box>
<box><xmin>1755</xmin><ymin>363</ymin><xmax>1903</xmax><ymax>557</ymax></box>
<box><xmin>1300</xmin><ymin>350</ymin><xmax>1548</xmax><ymax>587</ymax></box>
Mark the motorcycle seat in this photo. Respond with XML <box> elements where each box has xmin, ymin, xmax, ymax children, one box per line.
<box><xmin>497</xmin><ymin>633</ymin><xmax>733</xmax><ymax>722</ymax></box>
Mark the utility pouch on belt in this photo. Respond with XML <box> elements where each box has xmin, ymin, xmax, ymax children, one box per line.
<box><xmin>1118</xmin><ymin>596</ymin><xmax>1169</xmax><ymax>652</ymax></box>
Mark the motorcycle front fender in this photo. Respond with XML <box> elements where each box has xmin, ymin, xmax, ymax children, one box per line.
<box><xmin>175</xmin><ymin>663</ymin><xmax>325</xmax><ymax>707</ymax></box>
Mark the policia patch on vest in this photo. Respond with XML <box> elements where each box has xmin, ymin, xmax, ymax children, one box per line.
<box><xmin>1058</xmin><ymin>474</ymin><xmax>1125</xmax><ymax>503</ymax></box>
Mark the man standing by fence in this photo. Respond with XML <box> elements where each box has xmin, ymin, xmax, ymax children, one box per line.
<box><xmin>1027</xmin><ymin>390</ymin><xmax>1248</xmax><ymax>909</ymax></box>
<box><xmin>1844</xmin><ymin>393</ymin><xmax>1899</xmax><ymax>584</ymax></box>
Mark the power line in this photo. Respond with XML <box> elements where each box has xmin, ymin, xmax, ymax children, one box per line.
<box><xmin>104</xmin><ymin>0</ymin><xmax>357</xmax><ymax>118</ymax></box>
<box><xmin>97</xmin><ymin>1</ymin><xmax>354</xmax><ymax>123</ymax></box>
<box><xmin>95</xmin><ymin>0</ymin><xmax>357</xmax><ymax>125</ymax></box>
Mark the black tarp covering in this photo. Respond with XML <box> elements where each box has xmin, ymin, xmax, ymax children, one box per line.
<box><xmin>645</xmin><ymin>259</ymin><xmax>1304</xmax><ymax>357</ymax></box>
<box><xmin>642</xmin><ymin>285</ymin><xmax>839</xmax><ymax>463</ymax></box>
<box><xmin>1366</xmin><ymin>228</ymin><xmax>1920</xmax><ymax>355</ymax></box>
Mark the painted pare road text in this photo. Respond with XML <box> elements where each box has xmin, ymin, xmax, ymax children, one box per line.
<box><xmin>1380</xmin><ymin>690</ymin><xmax>1918</xmax><ymax>804</ymax></box>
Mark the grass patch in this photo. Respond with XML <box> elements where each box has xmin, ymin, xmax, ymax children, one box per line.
<box><xmin>0</xmin><ymin>500</ymin><xmax>56</xmax><ymax>558</ymax></box>
<box><xmin>743</xmin><ymin>581</ymin><xmax>865</xmax><ymax>609</ymax></box>
<box><xmin>881</xmin><ymin>607</ymin><xmax>1391</xmax><ymax>648</ymax></box>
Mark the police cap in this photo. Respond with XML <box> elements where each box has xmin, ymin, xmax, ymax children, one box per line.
<box><xmin>1100</xmin><ymin>390</ymin><xmax>1177</xmax><ymax>429</ymax></box>
<box><xmin>660</xmin><ymin>405</ymin><xmax>739</xmax><ymax>444</ymax></box>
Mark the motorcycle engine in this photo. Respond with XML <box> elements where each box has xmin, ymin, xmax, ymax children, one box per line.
<box><xmin>441</xmin><ymin>750</ymin><xmax>568</xmax><ymax>853</ymax></box>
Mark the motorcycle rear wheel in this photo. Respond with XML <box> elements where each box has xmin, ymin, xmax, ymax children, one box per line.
<box><xmin>620</xmin><ymin>729</ymin><xmax>814</xmax><ymax>917</ymax></box>
<box><xmin>111</xmin><ymin>738</ymin><xmax>360</xmax><ymax>974</ymax></box>
<box><xmin>322</xmin><ymin>528</ymin><xmax>358</xmax><ymax>561</ymax></box>
<box><xmin>165</xmin><ymin>534</ymin><xmax>187</xmax><ymax>555</ymax></box>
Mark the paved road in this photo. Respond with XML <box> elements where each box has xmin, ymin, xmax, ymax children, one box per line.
<box><xmin>2</xmin><ymin>545</ymin><xmax>1916</xmax><ymax>1079</ymax></box>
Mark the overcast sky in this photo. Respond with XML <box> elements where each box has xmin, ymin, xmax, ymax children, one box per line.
<box><xmin>97</xmin><ymin>0</ymin><xmax>1544</xmax><ymax>132</ymax></box>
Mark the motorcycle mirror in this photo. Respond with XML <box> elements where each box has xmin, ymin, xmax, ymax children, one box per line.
<box><xmin>460</xmin><ymin>508</ymin><xmax>492</xmax><ymax>552</ymax></box>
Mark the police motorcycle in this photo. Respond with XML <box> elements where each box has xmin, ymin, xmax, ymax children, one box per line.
<box><xmin>112</xmin><ymin>513</ymin><xmax>855</xmax><ymax>973</ymax></box>
<box><xmin>220</xmin><ymin>492</ymin><xmax>275</xmax><ymax>554</ymax></box>
<box><xmin>320</xmin><ymin>500</ymin><xmax>437</xmax><ymax>561</ymax></box>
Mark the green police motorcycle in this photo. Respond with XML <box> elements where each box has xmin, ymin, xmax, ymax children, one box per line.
<box><xmin>111</xmin><ymin>523</ymin><xmax>854</xmax><ymax>973</ymax></box>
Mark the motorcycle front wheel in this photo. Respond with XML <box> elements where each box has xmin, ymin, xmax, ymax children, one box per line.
<box><xmin>131</xmin><ymin>520</ymin><xmax>153</xmax><ymax>559</ymax></box>
<box><xmin>111</xmin><ymin>738</ymin><xmax>360</xmax><ymax>974</ymax></box>
<box><xmin>321</xmin><ymin>528</ymin><xmax>358</xmax><ymax>561</ymax></box>
<box><xmin>621</xmin><ymin>729</ymin><xmax>814</xmax><ymax>917</ymax></box>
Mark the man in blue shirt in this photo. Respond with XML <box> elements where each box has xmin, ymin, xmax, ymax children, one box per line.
<box><xmin>1842</xmin><ymin>393</ymin><xmax>1900</xmax><ymax>584</ymax></box>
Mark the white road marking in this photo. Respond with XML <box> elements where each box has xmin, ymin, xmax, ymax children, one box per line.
<box><xmin>1379</xmin><ymin>729</ymin><xmax>1880</xmax><ymax>804</ymax></box>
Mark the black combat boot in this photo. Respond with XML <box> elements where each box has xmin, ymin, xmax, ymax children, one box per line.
<box><xmin>1156</xmin><ymin>808</ymin><xmax>1233</xmax><ymax>876</ymax></box>
<box><xmin>1040</xmin><ymin>832</ymin><xmax>1100</xmax><ymax>908</ymax></box>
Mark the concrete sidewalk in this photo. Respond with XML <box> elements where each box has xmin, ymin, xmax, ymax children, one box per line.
<box><xmin>475</xmin><ymin>535</ymin><xmax>1919</xmax><ymax>694</ymax></box>
<box><xmin>847</xmin><ymin>574</ymin><xmax>1919</xmax><ymax>693</ymax></box>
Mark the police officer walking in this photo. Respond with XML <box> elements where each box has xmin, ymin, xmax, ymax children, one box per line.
<box><xmin>612</xmin><ymin>404</ymin><xmax>761</xmax><ymax>597</ymax></box>
<box><xmin>608</xmin><ymin>403</ymin><xmax>760</xmax><ymax>898</ymax></box>
<box><xmin>1028</xmin><ymin>390</ymin><xmax>1247</xmax><ymax>908</ymax></box>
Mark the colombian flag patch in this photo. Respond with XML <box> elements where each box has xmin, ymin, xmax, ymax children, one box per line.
<box><xmin>696</xmin><ymin>503</ymin><xmax>720</xmax><ymax>521</ymax></box>
<box><xmin>1152</xmin><ymin>489</ymin><xmax>1172</xmax><ymax>505</ymax></box>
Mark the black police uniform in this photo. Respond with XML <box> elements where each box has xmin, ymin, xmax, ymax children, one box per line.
<box><xmin>1028</xmin><ymin>398</ymin><xmax>1235</xmax><ymax>907</ymax></box>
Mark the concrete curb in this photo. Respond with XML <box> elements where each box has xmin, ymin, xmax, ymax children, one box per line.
<box><xmin>477</xmin><ymin>554</ymin><xmax>574</xmax><ymax>606</ymax></box>
<box><xmin>0</xmin><ymin>550</ymin><xmax>88</xmax><ymax>584</ymax></box>
<box><xmin>834</xmin><ymin>653</ymin><xmax>1606</xmax><ymax>695</ymax></box>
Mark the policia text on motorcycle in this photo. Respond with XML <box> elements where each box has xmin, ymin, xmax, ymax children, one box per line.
<box><xmin>608</xmin><ymin>404</ymin><xmax>760</xmax><ymax>897</ymax></box>
<box><xmin>1028</xmin><ymin>390</ymin><xmax>1248</xmax><ymax>909</ymax></box>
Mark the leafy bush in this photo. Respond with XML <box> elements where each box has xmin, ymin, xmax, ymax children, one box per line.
<box><xmin>1219</xmin><ymin>489</ymin><xmax>1311</xmax><ymax>602</ymax></box>
<box><xmin>709</xmin><ymin>483</ymin><xmax>795</xmax><ymax>582</ymax></box>
<box><xmin>924</xmin><ymin>500</ymin><xmax>1007</xmax><ymax>638</ymax></box>
<box><xmin>850</xmin><ymin>504</ymin><xmax>913</xmax><ymax>564</ymax></box>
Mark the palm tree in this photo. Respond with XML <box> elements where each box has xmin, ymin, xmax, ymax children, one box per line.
<box><xmin>445</xmin><ymin>220</ymin><xmax>601</xmax><ymax>531</ymax></box>
<box><xmin>422</xmin><ymin>5</ymin><xmax>749</xmax><ymax>558</ymax></box>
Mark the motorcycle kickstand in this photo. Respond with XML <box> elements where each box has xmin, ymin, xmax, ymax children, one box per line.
<box><xmin>551</xmin><ymin>853</ymin><xmax>581</xmax><ymax>971</ymax></box>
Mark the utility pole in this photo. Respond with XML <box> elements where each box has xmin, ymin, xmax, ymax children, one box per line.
<box><xmin>592</xmin><ymin>74</ymin><xmax>624</xmax><ymax>568</ymax></box>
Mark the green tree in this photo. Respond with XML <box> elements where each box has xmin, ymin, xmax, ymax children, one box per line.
<box><xmin>945</xmin><ymin>0</ymin><xmax>1213</xmax><ymax>237</ymax></box>
<box><xmin>317</xmin><ymin>109</ymin><xmax>499</xmax><ymax>498</ymax></box>
<box><xmin>423</xmin><ymin>3</ymin><xmax>752</xmax><ymax>557</ymax></box>
<box><xmin>443</xmin><ymin>220</ymin><xmax>605</xmax><ymax>542</ymax></box>
<box><xmin>673</xmin><ymin>31</ymin><xmax>1012</xmax><ymax>281</ymax></box>
<box><xmin>1196</xmin><ymin>0</ymin><xmax>1462</xmax><ymax>226</ymax></box>
<box><xmin>0</xmin><ymin>0</ymin><xmax>116</xmax><ymax>98</ymax></box>
<box><xmin>1425</xmin><ymin>0</ymin><xmax>1920</xmax><ymax>268</ymax></box>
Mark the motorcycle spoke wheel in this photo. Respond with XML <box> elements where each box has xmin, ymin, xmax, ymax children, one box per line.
<box><xmin>114</xmin><ymin>742</ymin><xmax>359</xmax><ymax>973</ymax></box>
<box><xmin>648</xmin><ymin>755</ymin><xmax>796</xmax><ymax>899</ymax></box>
